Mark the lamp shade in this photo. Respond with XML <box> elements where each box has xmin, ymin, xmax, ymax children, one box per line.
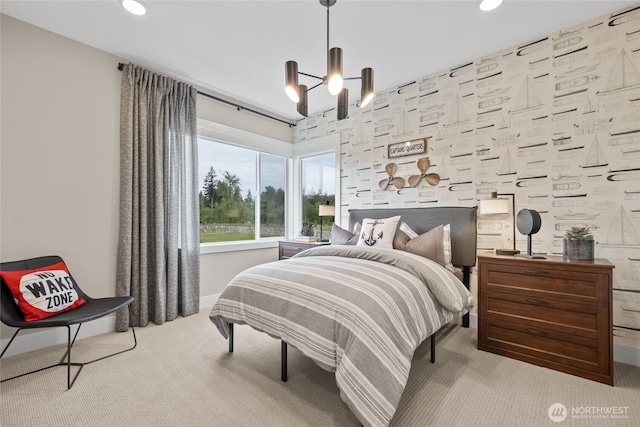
<box><xmin>360</xmin><ymin>68</ymin><xmax>374</xmax><ymax>108</ymax></box>
<box><xmin>337</xmin><ymin>88</ymin><xmax>348</xmax><ymax>120</ymax></box>
<box><xmin>297</xmin><ymin>84</ymin><xmax>308</xmax><ymax>117</ymax></box>
<box><xmin>327</xmin><ymin>47</ymin><xmax>343</xmax><ymax>95</ymax></box>
<box><xmin>319</xmin><ymin>204</ymin><xmax>335</xmax><ymax>217</ymax></box>
<box><xmin>479</xmin><ymin>198</ymin><xmax>510</xmax><ymax>216</ymax></box>
<box><xmin>285</xmin><ymin>61</ymin><xmax>300</xmax><ymax>103</ymax></box>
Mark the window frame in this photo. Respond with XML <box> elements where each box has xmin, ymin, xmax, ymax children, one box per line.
<box><xmin>197</xmin><ymin>120</ymin><xmax>339</xmax><ymax>253</ymax></box>
<box><xmin>292</xmin><ymin>134</ymin><xmax>340</xmax><ymax>239</ymax></box>
<box><xmin>197</xmin><ymin>119</ymin><xmax>293</xmax><ymax>254</ymax></box>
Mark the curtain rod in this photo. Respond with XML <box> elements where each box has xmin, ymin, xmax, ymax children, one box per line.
<box><xmin>117</xmin><ymin>63</ymin><xmax>296</xmax><ymax>127</ymax></box>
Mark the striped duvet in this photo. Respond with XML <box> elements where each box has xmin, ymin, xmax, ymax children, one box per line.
<box><xmin>209</xmin><ymin>245</ymin><xmax>475</xmax><ymax>427</ymax></box>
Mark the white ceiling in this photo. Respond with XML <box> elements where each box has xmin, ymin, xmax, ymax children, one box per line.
<box><xmin>2</xmin><ymin>0</ymin><xmax>637</xmax><ymax>123</ymax></box>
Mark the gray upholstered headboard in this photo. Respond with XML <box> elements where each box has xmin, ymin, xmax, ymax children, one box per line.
<box><xmin>348</xmin><ymin>207</ymin><xmax>478</xmax><ymax>268</ymax></box>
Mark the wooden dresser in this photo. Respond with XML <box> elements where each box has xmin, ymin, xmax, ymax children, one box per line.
<box><xmin>477</xmin><ymin>252</ymin><xmax>614</xmax><ymax>385</ymax></box>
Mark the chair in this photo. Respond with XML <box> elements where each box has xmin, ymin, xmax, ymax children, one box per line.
<box><xmin>1</xmin><ymin>255</ymin><xmax>136</xmax><ymax>389</ymax></box>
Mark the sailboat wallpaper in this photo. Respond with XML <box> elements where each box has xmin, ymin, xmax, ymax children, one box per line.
<box><xmin>295</xmin><ymin>5</ymin><xmax>640</xmax><ymax>347</ymax></box>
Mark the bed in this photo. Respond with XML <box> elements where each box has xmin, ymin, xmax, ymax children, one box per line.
<box><xmin>209</xmin><ymin>206</ymin><xmax>477</xmax><ymax>427</ymax></box>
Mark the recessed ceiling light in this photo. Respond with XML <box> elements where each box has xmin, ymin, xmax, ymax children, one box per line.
<box><xmin>121</xmin><ymin>0</ymin><xmax>146</xmax><ymax>16</ymax></box>
<box><xmin>479</xmin><ymin>0</ymin><xmax>503</xmax><ymax>12</ymax></box>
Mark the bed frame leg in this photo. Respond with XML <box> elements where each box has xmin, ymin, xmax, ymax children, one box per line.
<box><xmin>462</xmin><ymin>266</ymin><xmax>471</xmax><ymax>328</ymax></box>
<box><xmin>228</xmin><ymin>322</ymin><xmax>234</xmax><ymax>353</ymax></box>
<box><xmin>281</xmin><ymin>341</ymin><xmax>288</xmax><ymax>382</ymax></box>
<box><xmin>430</xmin><ymin>333</ymin><xmax>436</xmax><ymax>363</ymax></box>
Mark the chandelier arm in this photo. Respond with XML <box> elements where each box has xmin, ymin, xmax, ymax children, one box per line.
<box><xmin>343</xmin><ymin>76</ymin><xmax>363</xmax><ymax>81</ymax></box>
<box><xmin>298</xmin><ymin>71</ymin><xmax>324</xmax><ymax>80</ymax></box>
<box><xmin>306</xmin><ymin>82</ymin><xmax>325</xmax><ymax>92</ymax></box>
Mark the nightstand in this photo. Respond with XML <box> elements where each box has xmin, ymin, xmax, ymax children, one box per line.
<box><xmin>278</xmin><ymin>240</ymin><xmax>330</xmax><ymax>260</ymax></box>
<box><xmin>477</xmin><ymin>252</ymin><xmax>614</xmax><ymax>385</ymax></box>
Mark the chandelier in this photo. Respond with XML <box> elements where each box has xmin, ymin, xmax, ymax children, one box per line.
<box><xmin>285</xmin><ymin>0</ymin><xmax>375</xmax><ymax>120</ymax></box>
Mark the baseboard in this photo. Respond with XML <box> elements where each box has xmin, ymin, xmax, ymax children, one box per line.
<box><xmin>0</xmin><ymin>293</ymin><xmax>222</xmax><ymax>358</ymax></box>
<box><xmin>199</xmin><ymin>293</ymin><xmax>220</xmax><ymax>310</ymax></box>
<box><xmin>614</xmin><ymin>341</ymin><xmax>640</xmax><ymax>367</ymax></box>
<box><xmin>0</xmin><ymin>315</ymin><xmax>117</xmax><ymax>358</ymax></box>
<box><xmin>468</xmin><ymin>312</ymin><xmax>478</xmax><ymax>329</ymax></box>
<box><xmin>3</xmin><ymin>300</ymin><xmax>638</xmax><ymax>368</ymax></box>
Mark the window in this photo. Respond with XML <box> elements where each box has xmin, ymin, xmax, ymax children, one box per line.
<box><xmin>260</xmin><ymin>153</ymin><xmax>286</xmax><ymax>238</ymax></box>
<box><xmin>198</xmin><ymin>137</ymin><xmax>286</xmax><ymax>243</ymax></box>
<box><xmin>197</xmin><ymin>118</ymin><xmax>338</xmax><ymax>248</ymax></box>
<box><xmin>300</xmin><ymin>152</ymin><xmax>336</xmax><ymax>239</ymax></box>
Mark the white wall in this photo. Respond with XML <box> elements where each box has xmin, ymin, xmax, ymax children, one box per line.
<box><xmin>1</xmin><ymin>15</ymin><xmax>122</xmax><ymax>300</ymax></box>
<box><xmin>0</xmin><ymin>14</ymin><xmax>290</xmax><ymax>345</ymax></box>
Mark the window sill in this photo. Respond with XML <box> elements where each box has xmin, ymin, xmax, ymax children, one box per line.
<box><xmin>199</xmin><ymin>239</ymin><xmax>280</xmax><ymax>254</ymax></box>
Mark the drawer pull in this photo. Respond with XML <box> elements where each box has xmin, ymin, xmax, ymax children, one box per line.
<box><xmin>524</xmin><ymin>298</ymin><xmax>549</xmax><ymax>306</ymax></box>
<box><xmin>524</xmin><ymin>269</ymin><xmax>548</xmax><ymax>275</ymax></box>
<box><xmin>622</xmin><ymin>308</ymin><xmax>640</xmax><ymax>313</ymax></box>
<box><xmin>525</xmin><ymin>328</ymin><xmax>549</xmax><ymax>337</ymax></box>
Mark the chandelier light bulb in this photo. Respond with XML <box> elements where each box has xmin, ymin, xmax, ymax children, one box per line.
<box><xmin>327</xmin><ymin>75</ymin><xmax>343</xmax><ymax>95</ymax></box>
<box><xmin>121</xmin><ymin>0</ymin><xmax>147</xmax><ymax>15</ymax></box>
<box><xmin>360</xmin><ymin>92</ymin><xmax>374</xmax><ymax>108</ymax></box>
<box><xmin>479</xmin><ymin>0</ymin><xmax>503</xmax><ymax>12</ymax></box>
<box><xmin>327</xmin><ymin>47</ymin><xmax>343</xmax><ymax>95</ymax></box>
<box><xmin>360</xmin><ymin>68</ymin><xmax>374</xmax><ymax>108</ymax></box>
<box><xmin>285</xmin><ymin>60</ymin><xmax>300</xmax><ymax>102</ymax></box>
<box><xmin>285</xmin><ymin>86</ymin><xmax>300</xmax><ymax>103</ymax></box>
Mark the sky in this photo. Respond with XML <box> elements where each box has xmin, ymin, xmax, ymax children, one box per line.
<box><xmin>198</xmin><ymin>138</ymin><xmax>335</xmax><ymax>198</ymax></box>
<box><xmin>301</xmin><ymin>152</ymin><xmax>335</xmax><ymax>196</ymax></box>
<box><xmin>198</xmin><ymin>138</ymin><xmax>284</xmax><ymax>197</ymax></box>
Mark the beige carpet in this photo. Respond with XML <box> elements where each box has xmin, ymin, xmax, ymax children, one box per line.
<box><xmin>1</xmin><ymin>309</ymin><xmax>639</xmax><ymax>427</ymax></box>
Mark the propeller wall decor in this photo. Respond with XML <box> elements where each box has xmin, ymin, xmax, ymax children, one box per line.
<box><xmin>408</xmin><ymin>157</ymin><xmax>440</xmax><ymax>187</ymax></box>
<box><xmin>379</xmin><ymin>163</ymin><xmax>405</xmax><ymax>190</ymax></box>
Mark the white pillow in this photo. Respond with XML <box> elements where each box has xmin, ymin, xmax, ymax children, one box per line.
<box><xmin>356</xmin><ymin>216</ymin><xmax>401</xmax><ymax>249</ymax></box>
<box><xmin>353</xmin><ymin>222</ymin><xmax>362</xmax><ymax>236</ymax></box>
<box><xmin>399</xmin><ymin>221</ymin><xmax>419</xmax><ymax>239</ymax></box>
<box><xmin>442</xmin><ymin>224</ymin><xmax>454</xmax><ymax>271</ymax></box>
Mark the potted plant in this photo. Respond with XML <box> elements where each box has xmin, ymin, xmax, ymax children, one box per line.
<box><xmin>563</xmin><ymin>226</ymin><xmax>595</xmax><ymax>260</ymax></box>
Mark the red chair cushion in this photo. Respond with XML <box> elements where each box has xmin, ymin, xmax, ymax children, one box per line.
<box><xmin>0</xmin><ymin>261</ymin><xmax>86</xmax><ymax>321</ymax></box>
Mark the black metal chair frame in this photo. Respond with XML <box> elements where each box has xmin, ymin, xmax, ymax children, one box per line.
<box><xmin>1</xmin><ymin>255</ymin><xmax>137</xmax><ymax>389</ymax></box>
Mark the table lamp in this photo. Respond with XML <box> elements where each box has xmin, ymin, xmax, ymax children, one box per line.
<box><xmin>318</xmin><ymin>201</ymin><xmax>335</xmax><ymax>242</ymax></box>
<box><xmin>479</xmin><ymin>192</ymin><xmax>520</xmax><ymax>255</ymax></box>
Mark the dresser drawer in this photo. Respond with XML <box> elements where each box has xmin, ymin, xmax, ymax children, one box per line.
<box><xmin>280</xmin><ymin>246</ymin><xmax>307</xmax><ymax>259</ymax></box>
<box><xmin>481</xmin><ymin>290</ymin><xmax>609</xmax><ymax>341</ymax></box>
<box><xmin>480</xmin><ymin>262</ymin><xmax>609</xmax><ymax>307</ymax></box>
<box><xmin>480</xmin><ymin>317</ymin><xmax>610</xmax><ymax>376</ymax></box>
<box><xmin>278</xmin><ymin>241</ymin><xmax>326</xmax><ymax>260</ymax></box>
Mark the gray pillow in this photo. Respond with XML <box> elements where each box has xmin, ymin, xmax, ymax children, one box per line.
<box><xmin>393</xmin><ymin>224</ymin><xmax>446</xmax><ymax>267</ymax></box>
<box><xmin>331</xmin><ymin>223</ymin><xmax>359</xmax><ymax>245</ymax></box>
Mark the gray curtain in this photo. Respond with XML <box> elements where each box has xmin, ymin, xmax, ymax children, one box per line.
<box><xmin>116</xmin><ymin>63</ymin><xmax>200</xmax><ymax>331</ymax></box>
